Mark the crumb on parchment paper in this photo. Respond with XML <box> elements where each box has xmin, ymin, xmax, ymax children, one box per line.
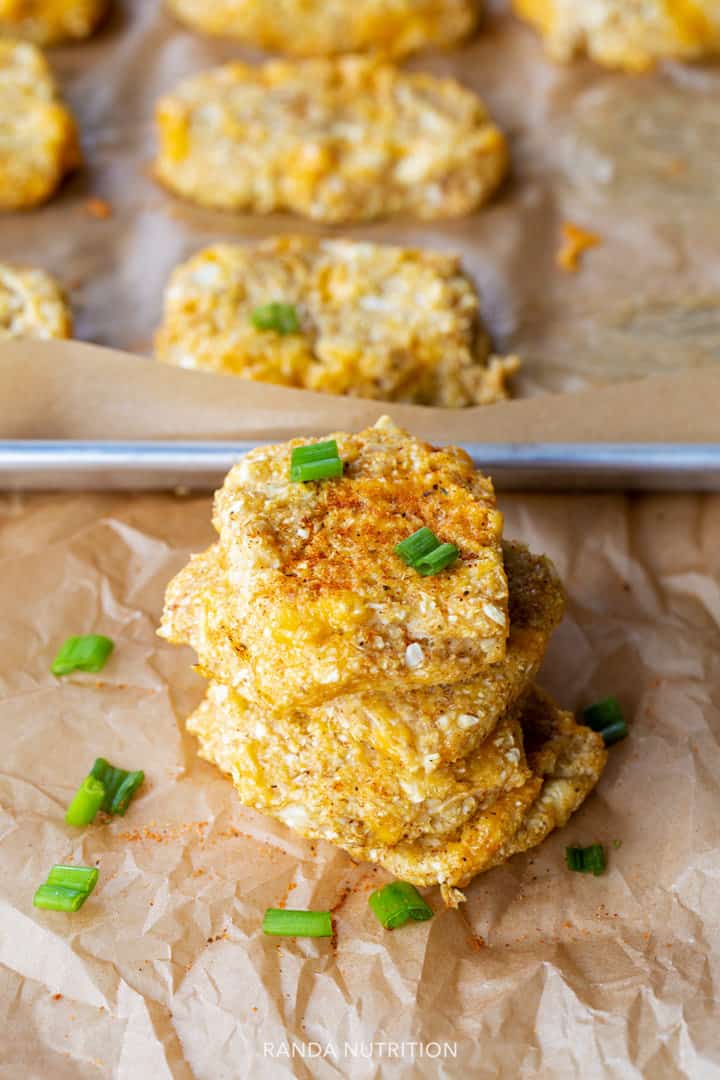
<box><xmin>557</xmin><ymin>221</ymin><xmax>602</xmax><ymax>272</ymax></box>
<box><xmin>86</xmin><ymin>198</ymin><xmax>112</xmax><ymax>219</ymax></box>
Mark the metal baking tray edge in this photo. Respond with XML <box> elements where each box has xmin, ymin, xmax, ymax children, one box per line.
<box><xmin>0</xmin><ymin>441</ymin><xmax>719</xmax><ymax>492</ymax></box>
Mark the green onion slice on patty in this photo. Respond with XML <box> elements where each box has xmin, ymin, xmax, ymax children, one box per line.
<box><xmin>250</xmin><ymin>302</ymin><xmax>300</xmax><ymax>335</ymax></box>
<box><xmin>395</xmin><ymin>527</ymin><xmax>459</xmax><ymax>577</ymax></box>
<box><xmin>395</xmin><ymin>526</ymin><xmax>439</xmax><ymax>566</ymax></box>
<box><xmin>290</xmin><ymin>440</ymin><xmax>344</xmax><ymax>483</ymax></box>
<box><xmin>415</xmin><ymin>542</ymin><xmax>459</xmax><ymax>576</ymax></box>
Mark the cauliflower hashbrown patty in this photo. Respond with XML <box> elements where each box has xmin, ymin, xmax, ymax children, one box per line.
<box><xmin>0</xmin><ymin>39</ymin><xmax>81</xmax><ymax>210</ymax></box>
<box><xmin>179</xmin><ymin>418</ymin><xmax>509</xmax><ymax>709</ymax></box>
<box><xmin>375</xmin><ymin>687</ymin><xmax>606</xmax><ymax>893</ymax></box>
<box><xmin>189</xmin><ymin>684</ymin><xmax>532</xmax><ymax>850</ymax></box>
<box><xmin>160</xmin><ymin>539</ymin><xmax>564</xmax><ymax>767</ymax></box>
<box><xmin>189</xmin><ymin>684</ymin><xmax>606</xmax><ymax>893</ymax></box>
<box><xmin>0</xmin><ymin>263</ymin><xmax>71</xmax><ymax>340</ymax></box>
<box><xmin>487</xmin><ymin>686</ymin><xmax>608</xmax><ymax>871</ymax></box>
<box><xmin>155</xmin><ymin>238</ymin><xmax>518</xmax><ymax>407</ymax></box>
<box><xmin>0</xmin><ymin>0</ymin><xmax>108</xmax><ymax>45</ymax></box>
<box><xmin>514</xmin><ymin>0</ymin><xmax>720</xmax><ymax>70</ymax></box>
<box><xmin>154</xmin><ymin>56</ymin><xmax>508</xmax><ymax>222</ymax></box>
<box><xmin>166</xmin><ymin>0</ymin><xmax>480</xmax><ymax>57</ymax></box>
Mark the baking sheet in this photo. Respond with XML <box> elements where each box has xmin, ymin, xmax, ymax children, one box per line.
<box><xmin>2</xmin><ymin>342</ymin><xmax>720</xmax><ymax>490</ymax></box>
<box><xmin>2</xmin><ymin>485</ymin><xmax>720</xmax><ymax>1078</ymax></box>
<box><xmin>6</xmin><ymin>440</ymin><xmax>720</xmax><ymax>492</ymax></box>
<box><xmin>2</xmin><ymin>1</ymin><xmax>720</xmax><ymax>396</ymax></box>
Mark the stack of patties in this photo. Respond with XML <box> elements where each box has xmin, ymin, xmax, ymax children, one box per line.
<box><xmin>160</xmin><ymin>418</ymin><xmax>606</xmax><ymax>904</ymax></box>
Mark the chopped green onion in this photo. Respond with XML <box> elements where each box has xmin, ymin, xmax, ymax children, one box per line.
<box><xmin>90</xmin><ymin>758</ymin><xmax>145</xmax><ymax>816</ymax></box>
<box><xmin>33</xmin><ymin>884</ymin><xmax>88</xmax><ymax>912</ymax></box>
<box><xmin>250</xmin><ymin>302</ymin><xmax>300</xmax><ymax>335</ymax></box>
<box><xmin>90</xmin><ymin>757</ymin><xmax>123</xmax><ymax>811</ymax></box>
<box><xmin>368</xmin><ymin>881</ymin><xmax>434</xmax><ymax>930</ymax></box>
<box><xmin>51</xmin><ymin>634</ymin><xmax>114</xmax><ymax>676</ymax></box>
<box><xmin>395</xmin><ymin>528</ymin><xmax>459</xmax><ymax>576</ymax></box>
<box><xmin>262</xmin><ymin>908</ymin><xmax>333</xmax><ymax>937</ymax></box>
<box><xmin>290</xmin><ymin>457</ymin><xmax>344</xmax><ymax>483</ymax></box>
<box><xmin>415</xmin><ymin>542</ymin><xmax>459</xmax><ymax>577</ymax></box>
<box><xmin>582</xmin><ymin>697</ymin><xmax>628</xmax><ymax>746</ymax></box>
<box><xmin>65</xmin><ymin>775</ymin><xmax>106</xmax><ymax>827</ymax></box>
<box><xmin>292</xmin><ymin>440</ymin><xmax>339</xmax><ymax>463</ymax></box>
<box><xmin>46</xmin><ymin>865</ymin><xmax>99</xmax><ymax>893</ymax></box>
<box><xmin>565</xmin><ymin>844</ymin><xmax>606</xmax><ymax>876</ymax></box>
<box><xmin>108</xmin><ymin>770</ymin><xmax>145</xmax><ymax>816</ymax></box>
<box><xmin>290</xmin><ymin>440</ymin><xmax>343</xmax><ymax>483</ymax></box>
<box><xmin>596</xmin><ymin>720</ymin><xmax>628</xmax><ymax>747</ymax></box>
<box><xmin>565</xmin><ymin>847</ymin><xmax>584</xmax><ymax>873</ymax></box>
<box><xmin>395</xmin><ymin>527</ymin><xmax>440</xmax><ymax>566</ymax></box>
<box><xmin>33</xmin><ymin>864</ymin><xmax>98</xmax><ymax>912</ymax></box>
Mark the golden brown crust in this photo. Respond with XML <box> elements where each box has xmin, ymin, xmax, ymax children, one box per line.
<box><xmin>167</xmin><ymin>0</ymin><xmax>480</xmax><ymax>56</ymax></box>
<box><xmin>487</xmin><ymin>686</ymin><xmax>608</xmax><ymax>869</ymax></box>
<box><xmin>161</xmin><ymin>420</ymin><xmax>605</xmax><ymax>898</ymax></box>
<box><xmin>344</xmin><ymin>686</ymin><xmax>606</xmax><ymax>888</ymax></box>
<box><xmin>189</xmin><ymin>683</ymin><xmax>531</xmax><ymax>851</ymax></box>
<box><xmin>155</xmin><ymin>238</ymin><xmax>518</xmax><ymax>407</ymax></box>
<box><xmin>160</xmin><ymin>539</ymin><xmax>564</xmax><ymax>764</ymax></box>
<box><xmin>0</xmin><ymin>39</ymin><xmax>81</xmax><ymax>211</ymax></box>
<box><xmin>154</xmin><ymin>55</ymin><xmax>508</xmax><ymax>223</ymax></box>
<box><xmin>186</xmin><ymin>683</ymin><xmax>605</xmax><ymax>890</ymax></box>
<box><xmin>161</xmin><ymin>418</ymin><xmax>510</xmax><ymax>709</ymax></box>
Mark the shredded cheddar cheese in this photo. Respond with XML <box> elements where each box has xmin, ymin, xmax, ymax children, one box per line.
<box><xmin>557</xmin><ymin>222</ymin><xmax>602</xmax><ymax>273</ymax></box>
<box><xmin>514</xmin><ymin>0</ymin><xmax>720</xmax><ymax>70</ymax></box>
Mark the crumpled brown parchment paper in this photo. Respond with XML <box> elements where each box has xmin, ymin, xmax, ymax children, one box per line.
<box><xmin>1</xmin><ymin>1</ymin><xmax>720</xmax><ymax>397</ymax></box>
<box><xmin>1</xmin><ymin>484</ymin><xmax>719</xmax><ymax>1078</ymax></box>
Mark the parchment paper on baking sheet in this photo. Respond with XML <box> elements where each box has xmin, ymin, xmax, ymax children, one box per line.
<box><xmin>1</xmin><ymin>1</ymin><xmax>719</xmax><ymax>397</ymax></box>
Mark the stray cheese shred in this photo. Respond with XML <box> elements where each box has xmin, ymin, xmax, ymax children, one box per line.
<box><xmin>556</xmin><ymin>221</ymin><xmax>602</xmax><ymax>273</ymax></box>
